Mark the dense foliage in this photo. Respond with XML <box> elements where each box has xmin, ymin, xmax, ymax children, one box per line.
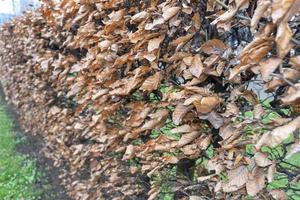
<box><xmin>0</xmin><ymin>0</ymin><xmax>300</xmax><ymax>199</ymax></box>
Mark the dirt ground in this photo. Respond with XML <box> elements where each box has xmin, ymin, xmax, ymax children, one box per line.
<box><xmin>0</xmin><ymin>86</ymin><xmax>70</xmax><ymax>200</ymax></box>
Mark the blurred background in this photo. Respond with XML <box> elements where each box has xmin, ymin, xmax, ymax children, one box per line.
<box><xmin>0</xmin><ymin>0</ymin><xmax>40</xmax><ymax>24</ymax></box>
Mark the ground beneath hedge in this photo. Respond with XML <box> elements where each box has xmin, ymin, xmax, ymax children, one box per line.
<box><xmin>0</xmin><ymin>86</ymin><xmax>70</xmax><ymax>200</ymax></box>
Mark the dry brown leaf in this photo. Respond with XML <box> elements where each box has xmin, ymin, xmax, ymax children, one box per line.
<box><xmin>131</xmin><ymin>11</ymin><xmax>148</xmax><ymax>23</ymax></box>
<box><xmin>207</xmin><ymin>159</ymin><xmax>224</xmax><ymax>175</ymax></box>
<box><xmin>184</xmin><ymin>95</ymin><xmax>202</xmax><ymax>106</ymax></box>
<box><xmin>220</xmin><ymin>124</ymin><xmax>239</xmax><ymax>141</ymax></box>
<box><xmin>282</xmin><ymin>88</ymin><xmax>300</xmax><ymax>105</ymax></box>
<box><xmin>148</xmin><ymin>186</ymin><xmax>160</xmax><ymax>200</ymax></box>
<box><xmin>162</xmin><ymin>7</ymin><xmax>181</xmax><ymax>21</ymax></box>
<box><xmin>253</xmin><ymin>104</ymin><xmax>266</xmax><ymax>119</ymax></box>
<box><xmin>229</xmin><ymin>64</ymin><xmax>253</xmax><ymax>80</ymax></box>
<box><xmin>172</xmin><ymin>105</ymin><xmax>192</xmax><ymax>125</ymax></box>
<box><xmin>140</xmin><ymin>72</ymin><xmax>161</xmax><ymax>93</ymax></box>
<box><xmin>269</xmin><ymin>189</ymin><xmax>288</xmax><ymax>200</ymax></box>
<box><xmin>290</xmin><ymin>55</ymin><xmax>300</xmax><ymax>69</ymax></box>
<box><xmin>193</xmin><ymin>96</ymin><xmax>220</xmax><ymax>114</ymax></box>
<box><xmin>147</xmin><ymin>35</ymin><xmax>165</xmax><ymax>52</ymax></box>
<box><xmin>276</xmin><ymin>22</ymin><xmax>293</xmax><ymax>58</ymax></box>
<box><xmin>260</xmin><ymin>57</ymin><xmax>282</xmax><ymax>81</ymax></box>
<box><xmin>189</xmin><ymin>196</ymin><xmax>204</xmax><ymax>200</ymax></box>
<box><xmin>254</xmin><ymin>152</ymin><xmax>272</xmax><ymax>167</ymax></box>
<box><xmin>223</xmin><ymin>165</ymin><xmax>249</xmax><ymax>192</ymax></box>
<box><xmin>251</xmin><ymin>0</ymin><xmax>271</xmax><ymax>32</ymax></box>
<box><xmin>171</xmin><ymin>34</ymin><xmax>194</xmax><ymax>47</ymax></box>
<box><xmin>271</xmin><ymin>0</ymin><xmax>298</xmax><ymax>24</ymax></box>
<box><xmin>122</xmin><ymin>145</ymin><xmax>136</xmax><ymax>160</ymax></box>
<box><xmin>197</xmin><ymin>135</ymin><xmax>212</xmax><ymax>150</ymax></box>
<box><xmin>199</xmin><ymin>111</ymin><xmax>224</xmax><ymax>129</ymax></box>
<box><xmin>145</xmin><ymin>17</ymin><xmax>165</xmax><ymax>30</ymax></box>
<box><xmin>211</xmin><ymin>9</ymin><xmax>238</xmax><ymax>25</ymax></box>
<box><xmin>141</xmin><ymin>109</ymin><xmax>169</xmax><ymax>131</ymax></box>
<box><xmin>126</xmin><ymin>103</ymin><xmax>151</xmax><ymax>127</ymax></box>
<box><xmin>267</xmin><ymin>163</ymin><xmax>276</xmax><ymax>183</ymax></box>
<box><xmin>197</xmin><ymin>174</ymin><xmax>216</xmax><ymax>182</ymax></box>
<box><xmin>189</xmin><ymin>55</ymin><xmax>204</xmax><ymax>78</ymax></box>
<box><xmin>178</xmin><ymin>131</ymin><xmax>201</xmax><ymax>147</ymax></box>
<box><xmin>246</xmin><ymin>167</ymin><xmax>265</xmax><ymax>196</ymax></box>
<box><xmin>286</xmin><ymin>140</ymin><xmax>300</xmax><ymax>158</ymax></box>
<box><xmin>200</xmin><ymin>39</ymin><xmax>227</xmax><ymax>55</ymax></box>
<box><xmin>212</xmin><ymin>0</ymin><xmax>249</xmax><ymax>25</ymax></box>
<box><xmin>170</xmin><ymin>124</ymin><xmax>194</xmax><ymax>134</ymax></box>
<box><xmin>223</xmin><ymin>102</ymin><xmax>239</xmax><ymax>117</ymax></box>
<box><xmin>256</xmin><ymin>116</ymin><xmax>300</xmax><ymax>149</ymax></box>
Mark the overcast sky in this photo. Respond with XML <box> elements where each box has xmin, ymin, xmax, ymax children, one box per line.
<box><xmin>0</xmin><ymin>0</ymin><xmax>14</xmax><ymax>14</ymax></box>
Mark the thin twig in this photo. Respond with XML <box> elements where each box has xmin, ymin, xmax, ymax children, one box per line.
<box><xmin>291</xmin><ymin>37</ymin><xmax>300</xmax><ymax>46</ymax></box>
<box><xmin>270</xmin><ymin>73</ymin><xmax>297</xmax><ymax>89</ymax></box>
<box><xmin>215</xmin><ymin>0</ymin><xmax>229</xmax><ymax>9</ymax></box>
<box><xmin>213</xmin><ymin>0</ymin><xmax>300</xmax><ymax>46</ymax></box>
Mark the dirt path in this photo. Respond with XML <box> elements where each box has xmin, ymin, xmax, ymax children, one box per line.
<box><xmin>0</xmin><ymin>86</ymin><xmax>70</xmax><ymax>200</ymax></box>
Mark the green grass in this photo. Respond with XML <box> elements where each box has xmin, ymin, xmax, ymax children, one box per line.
<box><xmin>0</xmin><ymin>105</ymin><xmax>42</xmax><ymax>200</ymax></box>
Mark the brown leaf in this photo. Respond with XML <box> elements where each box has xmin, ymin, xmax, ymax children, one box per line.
<box><xmin>271</xmin><ymin>0</ymin><xmax>297</xmax><ymax>24</ymax></box>
<box><xmin>197</xmin><ymin>174</ymin><xmax>216</xmax><ymax>182</ymax></box>
<box><xmin>170</xmin><ymin>124</ymin><xmax>194</xmax><ymax>134</ymax></box>
<box><xmin>223</xmin><ymin>165</ymin><xmax>249</xmax><ymax>192</ymax></box>
<box><xmin>246</xmin><ymin>167</ymin><xmax>265</xmax><ymax>196</ymax></box>
<box><xmin>162</xmin><ymin>7</ymin><xmax>181</xmax><ymax>21</ymax></box>
<box><xmin>256</xmin><ymin>116</ymin><xmax>300</xmax><ymax>149</ymax></box>
<box><xmin>276</xmin><ymin>22</ymin><xmax>293</xmax><ymax>58</ymax></box>
<box><xmin>122</xmin><ymin>145</ymin><xmax>136</xmax><ymax>160</ymax></box>
<box><xmin>260</xmin><ymin>57</ymin><xmax>282</xmax><ymax>81</ymax></box>
<box><xmin>188</xmin><ymin>55</ymin><xmax>203</xmax><ymax>78</ymax></box>
<box><xmin>147</xmin><ymin>35</ymin><xmax>165</xmax><ymax>52</ymax></box>
<box><xmin>290</xmin><ymin>55</ymin><xmax>300</xmax><ymax>69</ymax></box>
<box><xmin>170</xmin><ymin>34</ymin><xmax>194</xmax><ymax>47</ymax></box>
<box><xmin>211</xmin><ymin>9</ymin><xmax>238</xmax><ymax>25</ymax></box>
<box><xmin>141</xmin><ymin>109</ymin><xmax>169</xmax><ymax>131</ymax></box>
<box><xmin>207</xmin><ymin>159</ymin><xmax>225</xmax><ymax>175</ymax></box>
<box><xmin>193</xmin><ymin>96</ymin><xmax>220</xmax><ymax>114</ymax></box>
<box><xmin>269</xmin><ymin>190</ymin><xmax>288</xmax><ymax>200</ymax></box>
<box><xmin>253</xmin><ymin>104</ymin><xmax>266</xmax><ymax>119</ymax></box>
<box><xmin>267</xmin><ymin>163</ymin><xmax>276</xmax><ymax>183</ymax></box>
<box><xmin>140</xmin><ymin>72</ymin><xmax>161</xmax><ymax>93</ymax></box>
<box><xmin>212</xmin><ymin>0</ymin><xmax>249</xmax><ymax>25</ymax></box>
<box><xmin>131</xmin><ymin>11</ymin><xmax>148</xmax><ymax>22</ymax></box>
<box><xmin>229</xmin><ymin>64</ymin><xmax>253</xmax><ymax>80</ymax></box>
<box><xmin>200</xmin><ymin>39</ymin><xmax>227</xmax><ymax>55</ymax></box>
<box><xmin>282</xmin><ymin>87</ymin><xmax>300</xmax><ymax>105</ymax></box>
<box><xmin>197</xmin><ymin>135</ymin><xmax>212</xmax><ymax>150</ymax></box>
<box><xmin>254</xmin><ymin>152</ymin><xmax>272</xmax><ymax>167</ymax></box>
<box><xmin>178</xmin><ymin>131</ymin><xmax>201</xmax><ymax>147</ymax></box>
<box><xmin>126</xmin><ymin>103</ymin><xmax>151</xmax><ymax>127</ymax></box>
<box><xmin>184</xmin><ymin>95</ymin><xmax>202</xmax><ymax>106</ymax></box>
<box><xmin>223</xmin><ymin>102</ymin><xmax>239</xmax><ymax>117</ymax></box>
<box><xmin>145</xmin><ymin>17</ymin><xmax>165</xmax><ymax>30</ymax></box>
<box><xmin>286</xmin><ymin>140</ymin><xmax>300</xmax><ymax>158</ymax></box>
<box><xmin>251</xmin><ymin>0</ymin><xmax>271</xmax><ymax>32</ymax></box>
<box><xmin>220</xmin><ymin>124</ymin><xmax>239</xmax><ymax>141</ymax></box>
<box><xmin>172</xmin><ymin>105</ymin><xmax>193</xmax><ymax>125</ymax></box>
<box><xmin>199</xmin><ymin>111</ymin><xmax>224</xmax><ymax>129</ymax></box>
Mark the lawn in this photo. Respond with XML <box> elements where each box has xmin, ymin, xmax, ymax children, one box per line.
<box><xmin>0</xmin><ymin>103</ymin><xmax>42</xmax><ymax>200</ymax></box>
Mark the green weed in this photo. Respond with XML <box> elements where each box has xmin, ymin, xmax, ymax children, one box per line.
<box><xmin>0</xmin><ymin>106</ymin><xmax>42</xmax><ymax>200</ymax></box>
